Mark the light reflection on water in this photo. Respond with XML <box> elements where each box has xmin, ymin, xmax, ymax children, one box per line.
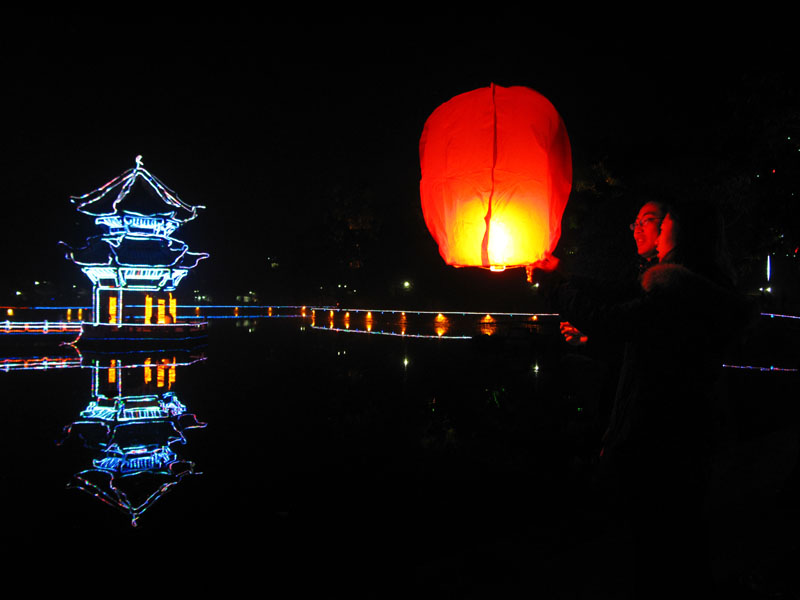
<box><xmin>2</xmin><ymin>313</ymin><xmax>560</xmax><ymax>535</ymax></box>
<box><xmin>57</xmin><ymin>351</ymin><xmax>208</xmax><ymax>527</ymax></box>
<box><xmin>2</xmin><ymin>309</ymin><xmax>797</xmax><ymax>589</ymax></box>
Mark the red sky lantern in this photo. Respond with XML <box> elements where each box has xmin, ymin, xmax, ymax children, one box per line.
<box><xmin>419</xmin><ymin>83</ymin><xmax>572</xmax><ymax>273</ymax></box>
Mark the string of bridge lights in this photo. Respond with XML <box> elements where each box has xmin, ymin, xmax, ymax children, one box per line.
<box><xmin>761</xmin><ymin>312</ymin><xmax>800</xmax><ymax>320</ymax></box>
<box><xmin>721</xmin><ymin>364</ymin><xmax>798</xmax><ymax>372</ymax></box>
<box><xmin>13</xmin><ymin>304</ymin><xmax>800</xmax><ymax>321</ymax></box>
<box><xmin>2</xmin><ymin>306</ymin><xmax>797</xmax><ymax>373</ymax></box>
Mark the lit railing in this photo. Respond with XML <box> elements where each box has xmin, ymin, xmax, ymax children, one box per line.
<box><xmin>1</xmin><ymin>355</ymin><xmax>83</xmax><ymax>372</ymax></box>
<box><xmin>1</xmin><ymin>321</ymin><xmax>83</xmax><ymax>334</ymax></box>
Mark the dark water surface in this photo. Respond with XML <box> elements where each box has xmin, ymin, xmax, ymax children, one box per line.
<box><xmin>3</xmin><ymin>316</ymin><xmax>799</xmax><ymax>596</ymax></box>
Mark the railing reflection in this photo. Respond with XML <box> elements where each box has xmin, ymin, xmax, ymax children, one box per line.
<box><xmin>57</xmin><ymin>349</ymin><xmax>207</xmax><ymax>527</ymax></box>
<box><xmin>480</xmin><ymin>313</ymin><xmax>497</xmax><ymax>336</ymax></box>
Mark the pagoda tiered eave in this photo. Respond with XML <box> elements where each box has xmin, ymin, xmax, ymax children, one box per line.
<box><xmin>81</xmin><ymin>266</ymin><xmax>190</xmax><ymax>291</ymax></box>
<box><xmin>95</xmin><ymin>212</ymin><xmax>183</xmax><ymax>238</ymax></box>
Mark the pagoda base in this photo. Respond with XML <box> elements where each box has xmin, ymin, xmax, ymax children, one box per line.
<box><xmin>76</xmin><ymin>322</ymin><xmax>208</xmax><ymax>349</ymax></box>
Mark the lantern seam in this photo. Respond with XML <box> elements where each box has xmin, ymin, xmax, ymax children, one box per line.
<box><xmin>480</xmin><ymin>82</ymin><xmax>498</xmax><ymax>268</ymax></box>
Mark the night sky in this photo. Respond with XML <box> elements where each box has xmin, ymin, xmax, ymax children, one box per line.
<box><xmin>4</xmin><ymin>20</ymin><xmax>798</xmax><ymax>309</ymax></box>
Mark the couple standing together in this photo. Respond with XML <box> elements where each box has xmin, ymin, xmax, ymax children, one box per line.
<box><xmin>532</xmin><ymin>197</ymin><xmax>753</xmax><ymax>597</ymax></box>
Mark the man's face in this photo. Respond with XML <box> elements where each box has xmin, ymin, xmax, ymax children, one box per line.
<box><xmin>632</xmin><ymin>202</ymin><xmax>664</xmax><ymax>258</ymax></box>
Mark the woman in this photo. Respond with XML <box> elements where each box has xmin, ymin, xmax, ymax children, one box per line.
<box><xmin>533</xmin><ymin>199</ymin><xmax>752</xmax><ymax>597</ymax></box>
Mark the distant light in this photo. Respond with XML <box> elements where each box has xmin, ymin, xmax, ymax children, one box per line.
<box><xmin>403</xmin><ymin>281</ymin><xmax>411</xmax><ymax>289</ymax></box>
<box><xmin>403</xmin><ymin>357</ymin><xmax>409</xmax><ymax>367</ymax></box>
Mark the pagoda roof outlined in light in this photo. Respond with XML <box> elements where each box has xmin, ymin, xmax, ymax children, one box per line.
<box><xmin>71</xmin><ymin>155</ymin><xmax>204</xmax><ymax>226</ymax></box>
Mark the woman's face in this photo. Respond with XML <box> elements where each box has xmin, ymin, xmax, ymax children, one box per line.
<box><xmin>656</xmin><ymin>213</ymin><xmax>677</xmax><ymax>260</ymax></box>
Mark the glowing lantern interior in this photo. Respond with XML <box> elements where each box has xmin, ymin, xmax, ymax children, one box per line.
<box><xmin>419</xmin><ymin>84</ymin><xmax>572</xmax><ymax>270</ymax></box>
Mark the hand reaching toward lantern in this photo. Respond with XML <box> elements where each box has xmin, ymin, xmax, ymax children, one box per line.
<box><xmin>531</xmin><ymin>255</ymin><xmax>560</xmax><ymax>272</ymax></box>
<box><xmin>526</xmin><ymin>254</ymin><xmax>561</xmax><ymax>283</ymax></box>
<box><xmin>560</xmin><ymin>321</ymin><xmax>588</xmax><ymax>347</ymax></box>
<box><xmin>528</xmin><ymin>255</ymin><xmax>584</xmax><ymax>347</ymax></box>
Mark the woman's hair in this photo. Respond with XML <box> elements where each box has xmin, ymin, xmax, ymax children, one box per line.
<box><xmin>661</xmin><ymin>198</ymin><xmax>737</xmax><ymax>288</ymax></box>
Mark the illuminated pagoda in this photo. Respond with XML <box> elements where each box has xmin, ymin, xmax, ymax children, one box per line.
<box><xmin>63</xmin><ymin>156</ymin><xmax>208</xmax><ymax>343</ymax></box>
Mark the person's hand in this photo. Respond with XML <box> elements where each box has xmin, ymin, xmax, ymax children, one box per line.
<box><xmin>560</xmin><ymin>321</ymin><xmax>588</xmax><ymax>347</ymax></box>
<box><xmin>531</xmin><ymin>255</ymin><xmax>560</xmax><ymax>272</ymax></box>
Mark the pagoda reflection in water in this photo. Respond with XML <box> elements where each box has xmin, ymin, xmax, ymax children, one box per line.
<box><xmin>58</xmin><ymin>350</ymin><xmax>207</xmax><ymax>526</ymax></box>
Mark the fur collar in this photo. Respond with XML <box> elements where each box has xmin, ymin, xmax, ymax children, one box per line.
<box><xmin>640</xmin><ymin>263</ymin><xmax>696</xmax><ymax>293</ymax></box>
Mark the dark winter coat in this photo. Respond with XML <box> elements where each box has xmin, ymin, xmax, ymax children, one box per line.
<box><xmin>539</xmin><ymin>260</ymin><xmax>753</xmax><ymax>462</ymax></box>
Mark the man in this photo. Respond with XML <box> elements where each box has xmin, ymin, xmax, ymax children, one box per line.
<box><xmin>559</xmin><ymin>200</ymin><xmax>664</xmax><ymax>345</ymax></box>
<box><xmin>631</xmin><ymin>200</ymin><xmax>666</xmax><ymax>273</ymax></box>
<box><xmin>551</xmin><ymin>200</ymin><xmax>667</xmax><ymax>473</ymax></box>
